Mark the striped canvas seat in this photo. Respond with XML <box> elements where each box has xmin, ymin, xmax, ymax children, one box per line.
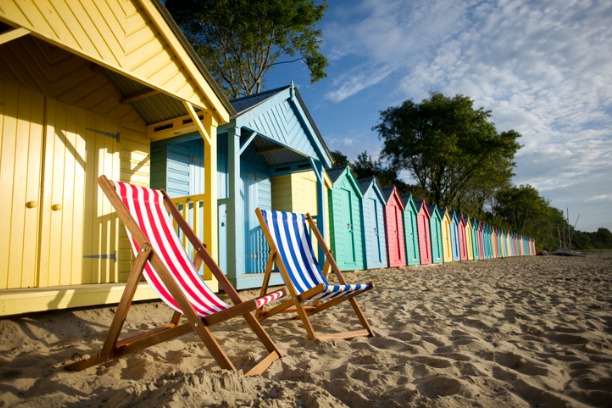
<box><xmin>116</xmin><ymin>182</ymin><xmax>283</xmax><ymax>317</ymax></box>
<box><xmin>260</xmin><ymin>209</ymin><xmax>371</xmax><ymax>301</ymax></box>
<box><xmin>256</xmin><ymin>208</ymin><xmax>375</xmax><ymax>341</ymax></box>
<box><xmin>66</xmin><ymin>176</ymin><xmax>284</xmax><ymax>376</ymax></box>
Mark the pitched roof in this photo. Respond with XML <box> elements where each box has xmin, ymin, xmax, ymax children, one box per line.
<box><xmin>381</xmin><ymin>187</ymin><xmax>394</xmax><ymax>201</ymax></box>
<box><xmin>326</xmin><ymin>166</ymin><xmax>348</xmax><ymax>183</ymax></box>
<box><xmin>230</xmin><ymin>85</ymin><xmax>291</xmax><ymax>115</ymax></box>
<box><xmin>357</xmin><ymin>177</ymin><xmax>374</xmax><ymax>195</ymax></box>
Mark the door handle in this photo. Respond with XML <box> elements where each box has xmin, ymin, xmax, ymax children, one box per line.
<box><xmin>51</xmin><ymin>204</ymin><xmax>63</xmax><ymax>211</ymax></box>
<box><xmin>26</xmin><ymin>201</ymin><xmax>38</xmax><ymax>209</ymax></box>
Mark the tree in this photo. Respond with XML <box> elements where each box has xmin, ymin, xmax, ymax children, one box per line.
<box><xmin>373</xmin><ymin>92</ymin><xmax>521</xmax><ymax>214</ymax></box>
<box><xmin>493</xmin><ymin>185</ymin><xmax>549</xmax><ymax>233</ymax></box>
<box><xmin>592</xmin><ymin>228</ymin><xmax>612</xmax><ymax>249</ymax></box>
<box><xmin>351</xmin><ymin>151</ymin><xmax>414</xmax><ymax>195</ymax></box>
<box><xmin>330</xmin><ymin>150</ymin><xmax>349</xmax><ymax>167</ymax></box>
<box><xmin>166</xmin><ymin>0</ymin><xmax>328</xmax><ymax>98</ymax></box>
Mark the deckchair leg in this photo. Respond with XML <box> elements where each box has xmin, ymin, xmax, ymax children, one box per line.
<box><xmin>66</xmin><ymin>245</ymin><xmax>153</xmax><ymax>371</ymax></box>
<box><xmin>188</xmin><ymin>319</ymin><xmax>235</xmax><ymax>371</ymax></box>
<box><xmin>294</xmin><ymin>300</ymin><xmax>318</xmax><ymax>340</ymax></box>
<box><xmin>349</xmin><ymin>298</ymin><xmax>375</xmax><ymax>337</ymax></box>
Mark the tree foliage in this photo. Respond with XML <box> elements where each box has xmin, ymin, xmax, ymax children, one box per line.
<box><xmin>166</xmin><ymin>0</ymin><xmax>328</xmax><ymax>98</ymax></box>
<box><xmin>351</xmin><ymin>151</ymin><xmax>416</xmax><ymax>196</ymax></box>
<box><xmin>330</xmin><ymin>150</ymin><xmax>349</xmax><ymax>167</ymax></box>
<box><xmin>374</xmin><ymin>92</ymin><xmax>521</xmax><ymax>215</ymax></box>
<box><xmin>491</xmin><ymin>185</ymin><xmax>565</xmax><ymax>250</ymax></box>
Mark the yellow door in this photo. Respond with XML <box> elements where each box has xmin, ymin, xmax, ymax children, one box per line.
<box><xmin>0</xmin><ymin>83</ymin><xmax>45</xmax><ymax>289</ymax></box>
<box><xmin>0</xmin><ymin>82</ymin><xmax>120</xmax><ymax>290</ymax></box>
<box><xmin>38</xmin><ymin>99</ymin><xmax>120</xmax><ymax>287</ymax></box>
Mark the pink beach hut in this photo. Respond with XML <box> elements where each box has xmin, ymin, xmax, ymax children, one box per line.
<box><xmin>382</xmin><ymin>187</ymin><xmax>406</xmax><ymax>267</ymax></box>
<box><xmin>415</xmin><ymin>200</ymin><xmax>432</xmax><ymax>265</ymax></box>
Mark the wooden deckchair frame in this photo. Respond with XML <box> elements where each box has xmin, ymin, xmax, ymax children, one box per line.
<box><xmin>66</xmin><ymin>176</ymin><xmax>284</xmax><ymax>376</ymax></box>
<box><xmin>255</xmin><ymin>208</ymin><xmax>375</xmax><ymax>341</ymax></box>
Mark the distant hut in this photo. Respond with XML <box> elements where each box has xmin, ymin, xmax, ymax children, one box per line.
<box><xmin>382</xmin><ymin>187</ymin><xmax>406</xmax><ymax>267</ymax></box>
<box><xmin>471</xmin><ymin>218</ymin><xmax>481</xmax><ymax>260</ymax></box>
<box><xmin>428</xmin><ymin>204</ymin><xmax>444</xmax><ymax>264</ymax></box>
<box><xmin>327</xmin><ymin>166</ymin><xmax>365</xmax><ymax>270</ymax></box>
<box><xmin>483</xmin><ymin>224</ymin><xmax>492</xmax><ymax>259</ymax></box>
<box><xmin>450</xmin><ymin>211</ymin><xmax>462</xmax><ymax>261</ymax></box>
<box><xmin>464</xmin><ymin>217</ymin><xmax>475</xmax><ymax>260</ymax></box>
<box><xmin>415</xmin><ymin>200</ymin><xmax>432</xmax><ymax>265</ymax></box>
<box><xmin>439</xmin><ymin>208</ymin><xmax>454</xmax><ymax>263</ymax></box>
<box><xmin>358</xmin><ymin>178</ymin><xmax>388</xmax><ymax>269</ymax></box>
<box><xmin>402</xmin><ymin>195</ymin><xmax>421</xmax><ymax>266</ymax></box>
<box><xmin>491</xmin><ymin>227</ymin><xmax>500</xmax><ymax>258</ymax></box>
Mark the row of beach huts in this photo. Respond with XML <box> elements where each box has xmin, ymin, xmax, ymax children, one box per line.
<box><xmin>0</xmin><ymin>0</ymin><xmax>533</xmax><ymax>317</ymax></box>
<box><xmin>326</xmin><ymin>167</ymin><xmax>535</xmax><ymax>272</ymax></box>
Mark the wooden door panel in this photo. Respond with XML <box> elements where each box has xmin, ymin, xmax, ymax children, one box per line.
<box><xmin>0</xmin><ymin>82</ymin><xmax>45</xmax><ymax>289</ymax></box>
<box><xmin>38</xmin><ymin>100</ymin><xmax>119</xmax><ymax>286</ymax></box>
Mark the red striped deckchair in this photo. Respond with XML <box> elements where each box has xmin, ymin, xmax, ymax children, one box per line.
<box><xmin>66</xmin><ymin>176</ymin><xmax>285</xmax><ymax>375</ymax></box>
<box><xmin>255</xmin><ymin>208</ymin><xmax>375</xmax><ymax>341</ymax></box>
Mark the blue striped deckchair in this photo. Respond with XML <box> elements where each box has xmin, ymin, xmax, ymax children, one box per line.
<box><xmin>255</xmin><ymin>208</ymin><xmax>375</xmax><ymax>340</ymax></box>
<box><xmin>66</xmin><ymin>176</ymin><xmax>285</xmax><ymax>376</ymax></box>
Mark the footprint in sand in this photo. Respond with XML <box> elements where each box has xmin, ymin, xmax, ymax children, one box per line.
<box><xmin>415</xmin><ymin>375</ymin><xmax>465</xmax><ymax>398</ymax></box>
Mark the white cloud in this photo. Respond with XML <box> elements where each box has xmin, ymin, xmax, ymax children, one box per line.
<box><xmin>313</xmin><ymin>0</ymin><xmax>612</xmax><ymax>231</ymax></box>
<box><xmin>586</xmin><ymin>194</ymin><xmax>612</xmax><ymax>203</ymax></box>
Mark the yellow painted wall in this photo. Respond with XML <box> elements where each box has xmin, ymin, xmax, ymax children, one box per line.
<box><xmin>271</xmin><ymin>170</ymin><xmax>329</xmax><ymax>242</ymax></box>
<box><xmin>440</xmin><ymin>212</ymin><xmax>453</xmax><ymax>263</ymax></box>
<box><xmin>0</xmin><ymin>80</ymin><xmax>160</xmax><ymax>315</ymax></box>
<box><xmin>465</xmin><ymin>220</ymin><xmax>474</xmax><ymax>260</ymax></box>
<box><xmin>0</xmin><ymin>81</ymin><xmax>130</xmax><ymax>290</ymax></box>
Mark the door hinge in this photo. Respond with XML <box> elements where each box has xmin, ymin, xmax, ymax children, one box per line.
<box><xmin>86</xmin><ymin>127</ymin><xmax>120</xmax><ymax>142</ymax></box>
<box><xmin>83</xmin><ymin>253</ymin><xmax>117</xmax><ymax>262</ymax></box>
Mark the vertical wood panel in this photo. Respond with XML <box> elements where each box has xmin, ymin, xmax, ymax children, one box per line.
<box><xmin>0</xmin><ymin>83</ymin><xmax>45</xmax><ymax>289</ymax></box>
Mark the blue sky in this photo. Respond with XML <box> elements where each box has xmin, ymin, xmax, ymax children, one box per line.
<box><xmin>265</xmin><ymin>0</ymin><xmax>612</xmax><ymax>233</ymax></box>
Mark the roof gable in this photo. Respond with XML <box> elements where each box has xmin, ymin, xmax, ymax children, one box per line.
<box><xmin>327</xmin><ymin>166</ymin><xmax>363</xmax><ymax>198</ymax></box>
<box><xmin>427</xmin><ymin>204</ymin><xmax>441</xmax><ymax>220</ymax></box>
<box><xmin>357</xmin><ymin>177</ymin><xmax>385</xmax><ymax>203</ymax></box>
<box><xmin>227</xmin><ymin>84</ymin><xmax>332</xmax><ymax>167</ymax></box>
<box><xmin>401</xmin><ymin>194</ymin><xmax>418</xmax><ymax>213</ymax></box>
<box><xmin>382</xmin><ymin>186</ymin><xmax>404</xmax><ymax>209</ymax></box>
<box><xmin>415</xmin><ymin>200</ymin><xmax>431</xmax><ymax>217</ymax></box>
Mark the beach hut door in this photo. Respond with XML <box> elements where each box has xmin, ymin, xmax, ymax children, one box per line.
<box><xmin>338</xmin><ymin>188</ymin><xmax>356</xmax><ymax>265</ymax></box>
<box><xmin>368</xmin><ymin>198</ymin><xmax>384</xmax><ymax>264</ymax></box>
<box><xmin>1</xmin><ymin>90</ymin><xmax>120</xmax><ymax>289</ymax></box>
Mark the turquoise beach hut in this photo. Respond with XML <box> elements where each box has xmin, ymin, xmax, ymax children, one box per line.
<box><xmin>358</xmin><ymin>177</ymin><xmax>388</xmax><ymax>269</ymax></box>
<box><xmin>327</xmin><ymin>166</ymin><xmax>365</xmax><ymax>271</ymax></box>
<box><xmin>471</xmin><ymin>218</ymin><xmax>481</xmax><ymax>260</ymax></box>
<box><xmin>402</xmin><ymin>195</ymin><xmax>420</xmax><ymax>266</ymax></box>
<box><xmin>427</xmin><ymin>204</ymin><xmax>444</xmax><ymax>264</ymax></box>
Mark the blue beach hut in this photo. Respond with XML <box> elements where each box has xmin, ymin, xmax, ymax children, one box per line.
<box><xmin>450</xmin><ymin>211</ymin><xmax>462</xmax><ymax>261</ymax></box>
<box><xmin>222</xmin><ymin>84</ymin><xmax>332</xmax><ymax>288</ymax></box>
<box><xmin>358</xmin><ymin>177</ymin><xmax>388</xmax><ymax>269</ymax></box>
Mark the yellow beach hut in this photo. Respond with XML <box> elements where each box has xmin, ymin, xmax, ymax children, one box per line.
<box><xmin>464</xmin><ymin>216</ymin><xmax>474</xmax><ymax>261</ymax></box>
<box><xmin>439</xmin><ymin>208</ymin><xmax>453</xmax><ymax>263</ymax></box>
<box><xmin>0</xmin><ymin>0</ymin><xmax>232</xmax><ymax>316</ymax></box>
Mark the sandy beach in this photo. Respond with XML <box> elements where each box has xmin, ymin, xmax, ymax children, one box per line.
<box><xmin>1</xmin><ymin>253</ymin><xmax>611</xmax><ymax>407</ymax></box>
